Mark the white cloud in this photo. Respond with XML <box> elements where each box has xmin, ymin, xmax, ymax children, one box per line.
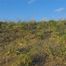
<box><xmin>28</xmin><ymin>0</ymin><xmax>36</xmax><ymax>4</ymax></box>
<box><xmin>54</xmin><ymin>8</ymin><xmax>65</xmax><ymax>12</ymax></box>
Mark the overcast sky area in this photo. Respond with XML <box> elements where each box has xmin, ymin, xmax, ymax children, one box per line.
<box><xmin>0</xmin><ymin>0</ymin><xmax>66</xmax><ymax>21</ymax></box>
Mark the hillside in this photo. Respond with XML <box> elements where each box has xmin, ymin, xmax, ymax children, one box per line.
<box><xmin>0</xmin><ymin>20</ymin><xmax>66</xmax><ymax>66</ymax></box>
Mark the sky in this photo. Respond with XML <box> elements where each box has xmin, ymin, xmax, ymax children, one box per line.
<box><xmin>0</xmin><ymin>0</ymin><xmax>66</xmax><ymax>21</ymax></box>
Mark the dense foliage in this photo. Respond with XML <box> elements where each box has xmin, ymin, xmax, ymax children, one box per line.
<box><xmin>0</xmin><ymin>20</ymin><xmax>66</xmax><ymax>66</ymax></box>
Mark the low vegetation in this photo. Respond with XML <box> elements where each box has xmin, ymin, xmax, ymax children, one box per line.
<box><xmin>0</xmin><ymin>20</ymin><xmax>66</xmax><ymax>66</ymax></box>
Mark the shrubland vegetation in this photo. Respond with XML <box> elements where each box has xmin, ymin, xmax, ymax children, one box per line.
<box><xmin>0</xmin><ymin>20</ymin><xmax>66</xmax><ymax>66</ymax></box>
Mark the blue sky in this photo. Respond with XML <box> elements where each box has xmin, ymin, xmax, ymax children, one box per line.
<box><xmin>0</xmin><ymin>0</ymin><xmax>66</xmax><ymax>21</ymax></box>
